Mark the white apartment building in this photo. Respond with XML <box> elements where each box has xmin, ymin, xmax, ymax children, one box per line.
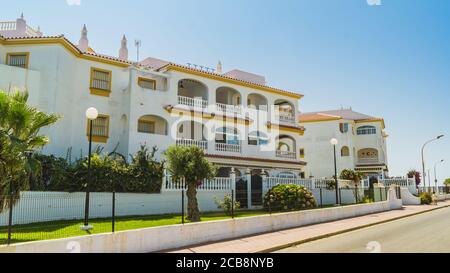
<box><xmin>0</xmin><ymin>15</ymin><xmax>307</xmax><ymax>181</ymax></box>
<box><xmin>299</xmin><ymin>109</ymin><xmax>389</xmax><ymax>179</ymax></box>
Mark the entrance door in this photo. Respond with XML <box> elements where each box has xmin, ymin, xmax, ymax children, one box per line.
<box><xmin>251</xmin><ymin>175</ymin><xmax>263</xmax><ymax>206</ymax></box>
<box><xmin>235</xmin><ymin>178</ymin><xmax>248</xmax><ymax>208</ymax></box>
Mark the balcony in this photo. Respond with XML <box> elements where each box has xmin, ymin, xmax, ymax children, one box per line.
<box><xmin>276</xmin><ymin>150</ymin><xmax>297</xmax><ymax>159</ymax></box>
<box><xmin>357</xmin><ymin>158</ymin><xmax>380</xmax><ymax>164</ymax></box>
<box><xmin>176</xmin><ymin>138</ymin><xmax>208</xmax><ymax>150</ymax></box>
<box><xmin>215</xmin><ymin>103</ymin><xmax>242</xmax><ymax>114</ymax></box>
<box><xmin>177</xmin><ymin>95</ymin><xmax>208</xmax><ymax>109</ymax></box>
<box><xmin>276</xmin><ymin>112</ymin><xmax>296</xmax><ymax>125</ymax></box>
<box><xmin>215</xmin><ymin>142</ymin><xmax>242</xmax><ymax>153</ymax></box>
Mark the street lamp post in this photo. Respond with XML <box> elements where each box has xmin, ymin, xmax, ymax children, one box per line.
<box><xmin>82</xmin><ymin>107</ymin><xmax>98</xmax><ymax>231</ymax></box>
<box><xmin>434</xmin><ymin>159</ymin><xmax>444</xmax><ymax>194</ymax></box>
<box><xmin>421</xmin><ymin>135</ymin><xmax>444</xmax><ymax>192</ymax></box>
<box><xmin>330</xmin><ymin>138</ymin><xmax>339</xmax><ymax>205</ymax></box>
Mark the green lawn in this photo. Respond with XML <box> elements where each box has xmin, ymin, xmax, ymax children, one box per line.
<box><xmin>0</xmin><ymin>210</ymin><xmax>269</xmax><ymax>245</ymax></box>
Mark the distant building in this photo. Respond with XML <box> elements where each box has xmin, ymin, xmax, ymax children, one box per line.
<box><xmin>299</xmin><ymin>109</ymin><xmax>389</xmax><ymax>179</ymax></box>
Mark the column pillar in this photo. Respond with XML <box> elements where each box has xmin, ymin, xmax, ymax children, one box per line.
<box><xmin>246</xmin><ymin>168</ymin><xmax>252</xmax><ymax>209</ymax></box>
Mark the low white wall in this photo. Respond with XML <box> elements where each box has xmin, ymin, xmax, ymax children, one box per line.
<box><xmin>0</xmin><ymin>188</ymin><xmax>401</xmax><ymax>253</ymax></box>
<box><xmin>0</xmin><ymin>191</ymin><xmax>230</xmax><ymax>226</ymax></box>
<box><xmin>401</xmin><ymin>188</ymin><xmax>421</xmax><ymax>205</ymax></box>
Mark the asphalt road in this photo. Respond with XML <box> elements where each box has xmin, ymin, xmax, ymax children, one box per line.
<box><xmin>275</xmin><ymin>206</ymin><xmax>450</xmax><ymax>253</ymax></box>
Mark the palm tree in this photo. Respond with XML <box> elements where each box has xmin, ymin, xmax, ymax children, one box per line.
<box><xmin>0</xmin><ymin>90</ymin><xmax>59</xmax><ymax>213</ymax></box>
<box><xmin>164</xmin><ymin>145</ymin><xmax>216</xmax><ymax>222</ymax></box>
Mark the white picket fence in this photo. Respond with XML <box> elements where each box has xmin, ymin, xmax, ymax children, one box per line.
<box><xmin>163</xmin><ymin>176</ymin><xmax>233</xmax><ymax>191</ymax></box>
<box><xmin>262</xmin><ymin>177</ymin><xmax>354</xmax><ymax>191</ymax></box>
<box><xmin>163</xmin><ymin>174</ymin><xmax>417</xmax><ymax>194</ymax></box>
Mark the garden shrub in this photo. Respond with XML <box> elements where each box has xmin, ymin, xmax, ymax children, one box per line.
<box><xmin>419</xmin><ymin>192</ymin><xmax>432</xmax><ymax>205</ymax></box>
<box><xmin>30</xmin><ymin>145</ymin><xmax>164</xmax><ymax>193</ymax></box>
<box><xmin>214</xmin><ymin>194</ymin><xmax>240</xmax><ymax>216</ymax></box>
<box><xmin>263</xmin><ymin>184</ymin><xmax>317</xmax><ymax>212</ymax></box>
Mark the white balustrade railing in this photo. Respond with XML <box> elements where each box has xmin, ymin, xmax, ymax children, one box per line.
<box><xmin>177</xmin><ymin>95</ymin><xmax>208</xmax><ymax>108</ymax></box>
<box><xmin>357</xmin><ymin>158</ymin><xmax>380</xmax><ymax>164</ymax></box>
<box><xmin>215</xmin><ymin>103</ymin><xmax>241</xmax><ymax>114</ymax></box>
<box><xmin>263</xmin><ymin>178</ymin><xmax>314</xmax><ymax>190</ymax></box>
<box><xmin>275</xmin><ymin>150</ymin><xmax>296</xmax><ymax>159</ymax></box>
<box><xmin>380</xmin><ymin>178</ymin><xmax>416</xmax><ymax>188</ymax></box>
<box><xmin>176</xmin><ymin>138</ymin><xmax>208</xmax><ymax>150</ymax></box>
<box><xmin>215</xmin><ymin>142</ymin><xmax>241</xmax><ymax>153</ymax></box>
<box><xmin>164</xmin><ymin>176</ymin><xmax>233</xmax><ymax>191</ymax></box>
<box><xmin>0</xmin><ymin>21</ymin><xmax>16</xmax><ymax>31</ymax></box>
<box><xmin>263</xmin><ymin>177</ymin><xmax>355</xmax><ymax>191</ymax></box>
<box><xmin>25</xmin><ymin>25</ymin><xmax>41</xmax><ymax>37</ymax></box>
<box><xmin>276</xmin><ymin>113</ymin><xmax>296</xmax><ymax>124</ymax></box>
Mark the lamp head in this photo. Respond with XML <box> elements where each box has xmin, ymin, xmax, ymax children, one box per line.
<box><xmin>437</xmin><ymin>135</ymin><xmax>444</xmax><ymax>139</ymax></box>
<box><xmin>330</xmin><ymin>138</ymin><xmax>338</xmax><ymax>145</ymax></box>
<box><xmin>86</xmin><ymin>107</ymin><xmax>98</xmax><ymax>120</ymax></box>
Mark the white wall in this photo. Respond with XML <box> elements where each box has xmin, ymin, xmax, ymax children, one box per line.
<box><xmin>0</xmin><ymin>191</ymin><xmax>230</xmax><ymax>226</ymax></box>
<box><xmin>301</xmin><ymin>119</ymin><xmax>388</xmax><ymax>178</ymax></box>
<box><xmin>0</xmin><ymin>188</ymin><xmax>401</xmax><ymax>253</ymax></box>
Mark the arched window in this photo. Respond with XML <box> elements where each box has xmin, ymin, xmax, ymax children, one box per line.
<box><xmin>341</xmin><ymin>146</ymin><xmax>350</xmax><ymax>157</ymax></box>
<box><xmin>215</xmin><ymin>127</ymin><xmax>240</xmax><ymax>145</ymax></box>
<box><xmin>248</xmin><ymin>131</ymin><xmax>269</xmax><ymax>146</ymax></box>
<box><xmin>357</xmin><ymin>126</ymin><xmax>376</xmax><ymax>135</ymax></box>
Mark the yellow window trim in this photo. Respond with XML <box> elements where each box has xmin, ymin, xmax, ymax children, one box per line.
<box><xmin>90</xmin><ymin>67</ymin><xmax>112</xmax><ymax>97</ymax></box>
<box><xmin>86</xmin><ymin>114</ymin><xmax>110</xmax><ymax>143</ymax></box>
<box><xmin>6</xmin><ymin>52</ymin><xmax>30</xmax><ymax>69</ymax></box>
<box><xmin>137</xmin><ymin>77</ymin><xmax>157</xmax><ymax>90</ymax></box>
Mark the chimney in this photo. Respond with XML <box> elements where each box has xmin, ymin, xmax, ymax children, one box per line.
<box><xmin>216</xmin><ymin>60</ymin><xmax>223</xmax><ymax>74</ymax></box>
<box><xmin>78</xmin><ymin>24</ymin><xmax>89</xmax><ymax>52</ymax></box>
<box><xmin>119</xmin><ymin>35</ymin><xmax>128</xmax><ymax>61</ymax></box>
<box><xmin>16</xmin><ymin>13</ymin><xmax>27</xmax><ymax>36</ymax></box>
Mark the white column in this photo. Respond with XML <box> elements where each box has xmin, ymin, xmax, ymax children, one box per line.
<box><xmin>246</xmin><ymin>168</ymin><xmax>252</xmax><ymax>209</ymax></box>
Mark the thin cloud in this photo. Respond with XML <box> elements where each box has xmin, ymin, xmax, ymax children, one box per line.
<box><xmin>66</xmin><ymin>0</ymin><xmax>81</xmax><ymax>6</ymax></box>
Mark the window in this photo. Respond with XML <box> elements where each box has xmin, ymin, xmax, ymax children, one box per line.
<box><xmin>339</xmin><ymin>123</ymin><xmax>349</xmax><ymax>133</ymax></box>
<box><xmin>248</xmin><ymin>131</ymin><xmax>269</xmax><ymax>146</ymax></box>
<box><xmin>299</xmin><ymin>172</ymin><xmax>306</xmax><ymax>179</ymax></box>
<box><xmin>341</xmin><ymin>146</ymin><xmax>350</xmax><ymax>157</ymax></box>
<box><xmin>138</xmin><ymin>77</ymin><xmax>156</xmax><ymax>90</ymax></box>
<box><xmin>6</xmin><ymin>52</ymin><xmax>29</xmax><ymax>68</ymax></box>
<box><xmin>216</xmin><ymin>127</ymin><xmax>239</xmax><ymax>145</ymax></box>
<box><xmin>357</xmin><ymin>126</ymin><xmax>376</xmax><ymax>135</ymax></box>
<box><xmin>87</xmin><ymin>115</ymin><xmax>109</xmax><ymax>143</ymax></box>
<box><xmin>90</xmin><ymin>67</ymin><xmax>112</xmax><ymax>96</ymax></box>
<box><xmin>299</xmin><ymin>148</ymin><xmax>305</xmax><ymax>158</ymax></box>
<box><xmin>138</xmin><ymin>120</ymin><xmax>155</xmax><ymax>134</ymax></box>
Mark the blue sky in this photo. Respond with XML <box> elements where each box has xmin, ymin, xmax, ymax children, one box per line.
<box><xmin>3</xmin><ymin>0</ymin><xmax>450</xmax><ymax>184</ymax></box>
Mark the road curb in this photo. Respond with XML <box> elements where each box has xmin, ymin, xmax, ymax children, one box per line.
<box><xmin>258</xmin><ymin>203</ymin><xmax>450</xmax><ymax>253</ymax></box>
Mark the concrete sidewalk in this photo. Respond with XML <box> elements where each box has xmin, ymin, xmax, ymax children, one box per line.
<box><xmin>167</xmin><ymin>200</ymin><xmax>450</xmax><ymax>253</ymax></box>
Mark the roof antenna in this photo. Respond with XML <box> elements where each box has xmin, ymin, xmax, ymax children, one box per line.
<box><xmin>134</xmin><ymin>39</ymin><xmax>141</xmax><ymax>62</ymax></box>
